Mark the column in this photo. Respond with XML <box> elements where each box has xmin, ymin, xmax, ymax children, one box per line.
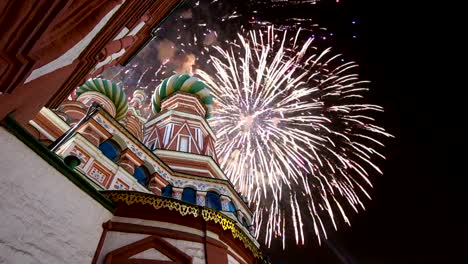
<box><xmin>196</xmin><ymin>191</ymin><xmax>206</xmax><ymax>206</ymax></box>
<box><xmin>118</xmin><ymin>149</ymin><xmax>143</xmax><ymax>175</ymax></box>
<box><xmin>172</xmin><ymin>187</ymin><xmax>182</xmax><ymax>200</ymax></box>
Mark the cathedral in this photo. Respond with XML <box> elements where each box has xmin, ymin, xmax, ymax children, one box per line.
<box><xmin>0</xmin><ymin>1</ymin><xmax>263</xmax><ymax>263</ymax></box>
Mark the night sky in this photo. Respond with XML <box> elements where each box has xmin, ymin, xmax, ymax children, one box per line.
<box><xmin>264</xmin><ymin>1</ymin><xmax>462</xmax><ymax>263</ymax></box>
<box><xmin>102</xmin><ymin>1</ymin><xmax>462</xmax><ymax>263</ymax></box>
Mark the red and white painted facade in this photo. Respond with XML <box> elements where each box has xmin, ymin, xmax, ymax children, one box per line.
<box><xmin>145</xmin><ymin>93</ymin><xmax>218</xmax><ymax>166</ymax></box>
<box><xmin>28</xmin><ymin>89</ymin><xmax>262</xmax><ymax>263</ymax></box>
<box><xmin>0</xmin><ymin>1</ymin><xmax>263</xmax><ymax>262</ymax></box>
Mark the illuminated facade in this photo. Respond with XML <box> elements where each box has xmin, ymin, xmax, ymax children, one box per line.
<box><xmin>26</xmin><ymin>74</ymin><xmax>262</xmax><ymax>263</ymax></box>
<box><xmin>0</xmin><ymin>1</ymin><xmax>263</xmax><ymax>263</ymax></box>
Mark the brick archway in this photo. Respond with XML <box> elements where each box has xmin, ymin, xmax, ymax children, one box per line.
<box><xmin>104</xmin><ymin>235</ymin><xmax>192</xmax><ymax>264</ymax></box>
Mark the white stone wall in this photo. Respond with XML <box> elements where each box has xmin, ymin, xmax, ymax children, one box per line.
<box><xmin>163</xmin><ymin>237</ymin><xmax>205</xmax><ymax>264</ymax></box>
<box><xmin>0</xmin><ymin>127</ymin><xmax>112</xmax><ymax>264</ymax></box>
<box><xmin>97</xmin><ymin>231</ymin><xmax>150</xmax><ymax>263</ymax></box>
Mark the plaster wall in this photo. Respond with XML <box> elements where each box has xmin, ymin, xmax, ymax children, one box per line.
<box><xmin>0</xmin><ymin>127</ymin><xmax>112</xmax><ymax>264</ymax></box>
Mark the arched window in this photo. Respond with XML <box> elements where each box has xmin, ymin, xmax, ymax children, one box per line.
<box><xmin>161</xmin><ymin>185</ymin><xmax>173</xmax><ymax>198</ymax></box>
<box><xmin>133</xmin><ymin>166</ymin><xmax>150</xmax><ymax>186</ymax></box>
<box><xmin>228</xmin><ymin>201</ymin><xmax>237</xmax><ymax>213</ymax></box>
<box><xmin>205</xmin><ymin>191</ymin><xmax>221</xmax><ymax>211</ymax></box>
<box><xmin>182</xmin><ymin>188</ymin><xmax>196</xmax><ymax>204</ymax></box>
<box><xmin>99</xmin><ymin>139</ymin><xmax>121</xmax><ymax>161</ymax></box>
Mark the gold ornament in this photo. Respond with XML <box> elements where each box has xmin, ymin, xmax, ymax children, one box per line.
<box><xmin>103</xmin><ymin>191</ymin><xmax>262</xmax><ymax>259</ymax></box>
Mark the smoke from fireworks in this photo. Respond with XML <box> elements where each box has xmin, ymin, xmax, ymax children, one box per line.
<box><xmin>99</xmin><ymin>0</ymin><xmax>327</xmax><ymax>106</ymax></box>
<box><xmin>197</xmin><ymin>26</ymin><xmax>392</xmax><ymax>247</ymax></box>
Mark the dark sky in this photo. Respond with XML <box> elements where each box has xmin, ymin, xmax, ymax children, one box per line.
<box><xmin>264</xmin><ymin>1</ymin><xmax>463</xmax><ymax>263</ymax></box>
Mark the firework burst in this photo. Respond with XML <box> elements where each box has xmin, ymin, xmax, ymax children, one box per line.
<box><xmin>197</xmin><ymin>26</ymin><xmax>392</xmax><ymax>247</ymax></box>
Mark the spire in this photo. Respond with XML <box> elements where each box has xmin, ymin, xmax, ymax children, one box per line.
<box><xmin>121</xmin><ymin>89</ymin><xmax>147</xmax><ymax>141</ymax></box>
<box><xmin>129</xmin><ymin>89</ymin><xmax>146</xmax><ymax>110</ymax></box>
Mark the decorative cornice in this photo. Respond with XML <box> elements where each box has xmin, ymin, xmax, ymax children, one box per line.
<box><xmin>161</xmin><ymin>92</ymin><xmax>207</xmax><ymax>117</ymax></box>
<box><xmin>39</xmin><ymin>107</ymin><xmax>71</xmax><ymax>132</ymax></box>
<box><xmin>155</xmin><ymin>149</ymin><xmax>227</xmax><ymax>180</ymax></box>
<box><xmin>102</xmin><ymin>191</ymin><xmax>263</xmax><ymax>260</ymax></box>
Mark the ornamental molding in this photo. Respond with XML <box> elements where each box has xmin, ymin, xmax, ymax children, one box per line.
<box><xmin>102</xmin><ymin>191</ymin><xmax>262</xmax><ymax>259</ymax></box>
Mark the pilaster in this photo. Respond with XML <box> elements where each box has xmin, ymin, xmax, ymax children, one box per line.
<box><xmin>196</xmin><ymin>191</ymin><xmax>206</xmax><ymax>206</ymax></box>
<box><xmin>172</xmin><ymin>187</ymin><xmax>182</xmax><ymax>200</ymax></box>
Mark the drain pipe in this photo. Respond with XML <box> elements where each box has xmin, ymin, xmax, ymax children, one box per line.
<box><xmin>49</xmin><ymin>102</ymin><xmax>100</xmax><ymax>152</ymax></box>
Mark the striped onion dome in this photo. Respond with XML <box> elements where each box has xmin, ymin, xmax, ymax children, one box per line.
<box><xmin>133</xmin><ymin>89</ymin><xmax>146</xmax><ymax>100</ymax></box>
<box><xmin>76</xmin><ymin>78</ymin><xmax>128</xmax><ymax>120</ymax></box>
<box><xmin>151</xmin><ymin>74</ymin><xmax>213</xmax><ymax>119</ymax></box>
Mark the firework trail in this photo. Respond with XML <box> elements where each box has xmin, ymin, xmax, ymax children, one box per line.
<box><xmin>98</xmin><ymin>0</ymin><xmax>390</xmax><ymax>248</ymax></box>
<box><xmin>99</xmin><ymin>0</ymin><xmax>326</xmax><ymax>97</ymax></box>
<box><xmin>197</xmin><ymin>26</ymin><xmax>392</xmax><ymax>247</ymax></box>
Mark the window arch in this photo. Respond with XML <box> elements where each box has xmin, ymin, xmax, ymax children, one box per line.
<box><xmin>99</xmin><ymin>139</ymin><xmax>121</xmax><ymax>161</ymax></box>
<box><xmin>205</xmin><ymin>191</ymin><xmax>221</xmax><ymax>211</ymax></box>
<box><xmin>161</xmin><ymin>185</ymin><xmax>173</xmax><ymax>198</ymax></box>
<box><xmin>133</xmin><ymin>165</ymin><xmax>151</xmax><ymax>186</ymax></box>
<box><xmin>182</xmin><ymin>188</ymin><xmax>196</xmax><ymax>204</ymax></box>
<box><xmin>228</xmin><ymin>201</ymin><xmax>237</xmax><ymax>213</ymax></box>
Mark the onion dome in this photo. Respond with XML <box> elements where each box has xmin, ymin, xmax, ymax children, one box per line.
<box><xmin>129</xmin><ymin>89</ymin><xmax>146</xmax><ymax>109</ymax></box>
<box><xmin>76</xmin><ymin>78</ymin><xmax>128</xmax><ymax>120</ymax></box>
<box><xmin>133</xmin><ymin>90</ymin><xmax>146</xmax><ymax>102</ymax></box>
<box><xmin>151</xmin><ymin>74</ymin><xmax>213</xmax><ymax>119</ymax></box>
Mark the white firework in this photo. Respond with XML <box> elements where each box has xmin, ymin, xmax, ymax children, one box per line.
<box><xmin>198</xmin><ymin>26</ymin><xmax>392</xmax><ymax>248</ymax></box>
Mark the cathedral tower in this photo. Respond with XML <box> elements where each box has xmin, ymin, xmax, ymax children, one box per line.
<box><xmin>25</xmin><ymin>74</ymin><xmax>263</xmax><ymax>263</ymax></box>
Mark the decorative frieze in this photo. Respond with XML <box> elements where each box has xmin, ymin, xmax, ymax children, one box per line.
<box><xmin>113</xmin><ymin>179</ymin><xmax>130</xmax><ymax>190</ymax></box>
<box><xmin>102</xmin><ymin>191</ymin><xmax>263</xmax><ymax>259</ymax></box>
<box><xmin>69</xmin><ymin>146</ymin><xmax>90</xmax><ymax>168</ymax></box>
<box><xmin>172</xmin><ymin>178</ymin><xmax>228</xmax><ymax>196</ymax></box>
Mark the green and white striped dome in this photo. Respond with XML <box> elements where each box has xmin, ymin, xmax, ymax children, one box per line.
<box><xmin>76</xmin><ymin>78</ymin><xmax>128</xmax><ymax>120</ymax></box>
<box><xmin>151</xmin><ymin>74</ymin><xmax>213</xmax><ymax>119</ymax></box>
